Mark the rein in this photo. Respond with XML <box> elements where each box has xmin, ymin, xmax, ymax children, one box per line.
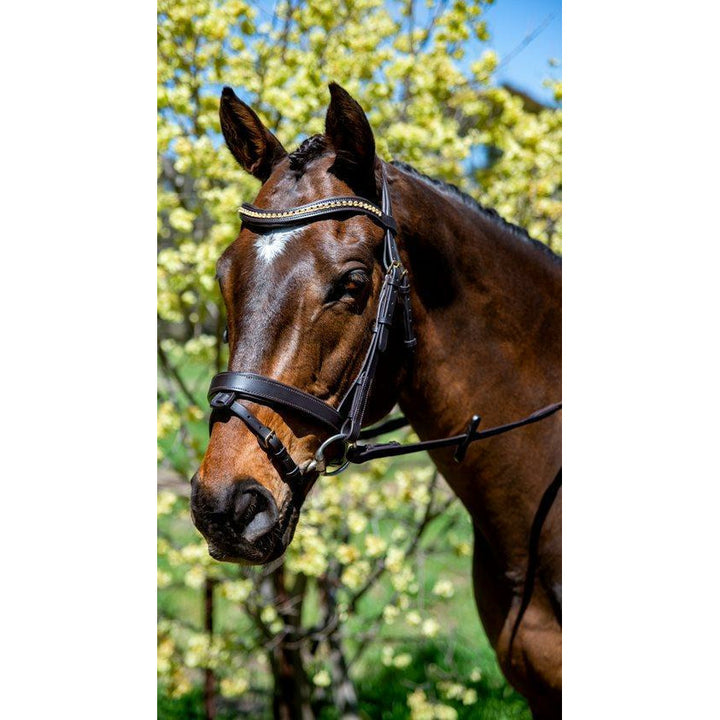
<box><xmin>208</xmin><ymin>167</ymin><xmax>562</xmax><ymax>484</ymax></box>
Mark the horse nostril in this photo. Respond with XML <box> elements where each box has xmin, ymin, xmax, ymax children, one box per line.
<box><xmin>234</xmin><ymin>489</ymin><xmax>254</xmax><ymax>522</ymax></box>
<box><xmin>233</xmin><ymin>482</ymin><xmax>279</xmax><ymax>543</ymax></box>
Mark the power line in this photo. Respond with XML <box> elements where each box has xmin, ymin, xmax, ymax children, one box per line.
<box><xmin>496</xmin><ymin>11</ymin><xmax>559</xmax><ymax>72</ymax></box>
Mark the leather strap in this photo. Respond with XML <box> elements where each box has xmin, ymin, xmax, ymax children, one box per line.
<box><xmin>209</xmin><ymin>397</ymin><xmax>304</xmax><ymax>486</ymax></box>
<box><xmin>346</xmin><ymin>401</ymin><xmax>562</xmax><ymax>464</ymax></box>
<box><xmin>334</xmin><ymin>168</ymin><xmax>414</xmax><ymax>442</ymax></box>
<box><xmin>209</xmin><ymin>372</ymin><xmax>344</xmax><ymax>433</ymax></box>
<box><xmin>336</xmin><ymin>269</ymin><xmax>400</xmax><ymax>441</ymax></box>
<box><xmin>239</xmin><ymin>196</ymin><xmax>397</xmax><ymax>234</ymax></box>
<box><xmin>357</xmin><ymin>415</ymin><xmax>410</xmax><ymax>439</ymax></box>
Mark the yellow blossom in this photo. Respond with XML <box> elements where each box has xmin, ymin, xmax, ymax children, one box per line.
<box><xmin>432</xmin><ymin>579</ymin><xmax>455</xmax><ymax>598</ymax></box>
<box><xmin>347</xmin><ymin>510</ymin><xmax>367</xmax><ymax>534</ymax></box>
<box><xmin>157</xmin><ymin>402</ymin><xmax>180</xmax><ymax>439</ymax></box>
<box><xmin>385</xmin><ymin>547</ymin><xmax>405</xmax><ymax>573</ymax></box>
<box><xmin>406</xmin><ymin>611</ymin><xmax>421</xmax><ymax>626</ymax></box>
<box><xmin>184</xmin><ymin>566</ymin><xmax>205</xmax><ymax>589</ymax></box>
<box><xmin>220</xmin><ymin>676</ymin><xmax>249</xmax><ymax>697</ymax></box>
<box><xmin>260</xmin><ymin>606</ymin><xmax>277</xmax><ymax>624</ymax></box>
<box><xmin>157</xmin><ymin>490</ymin><xmax>177</xmax><ymax>515</ymax></box>
<box><xmin>364</xmin><ymin>534</ymin><xmax>387</xmax><ymax>558</ymax></box>
<box><xmin>313</xmin><ymin>670</ymin><xmax>331</xmax><ymax>687</ymax></box>
<box><xmin>383</xmin><ymin>604</ymin><xmax>400</xmax><ymax>625</ymax></box>
<box><xmin>422</xmin><ymin>618</ymin><xmax>440</xmax><ymax>638</ymax></box>
<box><xmin>337</xmin><ymin>543</ymin><xmax>360</xmax><ymax>564</ymax></box>
<box><xmin>381</xmin><ymin>645</ymin><xmax>395</xmax><ymax>667</ymax></box>
<box><xmin>341</xmin><ymin>561</ymin><xmax>370</xmax><ymax>590</ymax></box>
<box><xmin>222</xmin><ymin>580</ymin><xmax>252</xmax><ymax>602</ymax></box>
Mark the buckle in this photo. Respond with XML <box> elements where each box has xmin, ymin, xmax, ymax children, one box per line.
<box><xmin>210</xmin><ymin>391</ymin><xmax>235</xmax><ymax>408</ymax></box>
<box><xmin>454</xmin><ymin>415</ymin><xmax>481</xmax><ymax>463</ymax></box>
<box><xmin>261</xmin><ymin>429</ymin><xmax>278</xmax><ymax>451</ymax></box>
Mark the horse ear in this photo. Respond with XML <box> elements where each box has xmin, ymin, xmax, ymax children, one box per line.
<box><xmin>325</xmin><ymin>83</ymin><xmax>376</xmax><ymax>189</ymax></box>
<box><xmin>219</xmin><ymin>87</ymin><xmax>287</xmax><ymax>182</ymax></box>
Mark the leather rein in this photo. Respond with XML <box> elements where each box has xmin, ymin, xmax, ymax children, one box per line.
<box><xmin>208</xmin><ymin>168</ymin><xmax>562</xmax><ymax>488</ymax></box>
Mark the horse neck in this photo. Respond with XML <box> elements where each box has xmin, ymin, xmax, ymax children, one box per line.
<box><xmin>390</xmin><ymin>166</ymin><xmax>562</xmax><ymax>515</ymax></box>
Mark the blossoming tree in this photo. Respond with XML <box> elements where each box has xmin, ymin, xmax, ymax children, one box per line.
<box><xmin>157</xmin><ymin>0</ymin><xmax>560</xmax><ymax>717</ymax></box>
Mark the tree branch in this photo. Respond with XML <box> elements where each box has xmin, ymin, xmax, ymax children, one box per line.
<box><xmin>158</xmin><ymin>338</ymin><xmax>202</xmax><ymax>407</ymax></box>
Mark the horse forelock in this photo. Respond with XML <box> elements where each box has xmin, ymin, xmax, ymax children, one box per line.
<box><xmin>287</xmin><ymin>134</ymin><xmax>329</xmax><ymax>175</ymax></box>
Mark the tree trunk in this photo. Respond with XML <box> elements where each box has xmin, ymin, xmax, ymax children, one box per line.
<box><xmin>270</xmin><ymin>643</ymin><xmax>315</xmax><ymax>720</ymax></box>
<box><xmin>326</xmin><ymin>632</ymin><xmax>360</xmax><ymax>720</ymax></box>
<box><xmin>320</xmin><ymin>563</ymin><xmax>360</xmax><ymax>719</ymax></box>
<box><xmin>203</xmin><ymin>577</ymin><xmax>217</xmax><ymax>720</ymax></box>
<box><xmin>264</xmin><ymin>567</ymin><xmax>315</xmax><ymax>720</ymax></box>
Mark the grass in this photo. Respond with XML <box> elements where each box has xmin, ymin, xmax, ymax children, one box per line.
<box><xmin>352</xmin><ymin>642</ymin><xmax>530</xmax><ymax>720</ymax></box>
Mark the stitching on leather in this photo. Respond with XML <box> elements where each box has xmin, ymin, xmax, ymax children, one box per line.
<box><xmin>210</xmin><ymin>373</ymin><xmax>342</xmax><ymax>429</ymax></box>
<box><xmin>215</xmin><ymin>372</ymin><xmax>336</xmax><ymax>413</ymax></box>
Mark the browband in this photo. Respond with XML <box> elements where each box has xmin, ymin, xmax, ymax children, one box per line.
<box><xmin>239</xmin><ymin>195</ymin><xmax>397</xmax><ymax>234</ymax></box>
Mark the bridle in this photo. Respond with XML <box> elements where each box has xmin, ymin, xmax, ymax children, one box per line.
<box><xmin>207</xmin><ymin>166</ymin><xmax>562</xmax><ymax>490</ymax></box>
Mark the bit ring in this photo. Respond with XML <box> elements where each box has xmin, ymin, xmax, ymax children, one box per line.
<box><xmin>314</xmin><ymin>433</ymin><xmax>350</xmax><ymax>476</ymax></box>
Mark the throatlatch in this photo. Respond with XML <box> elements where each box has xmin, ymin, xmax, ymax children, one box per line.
<box><xmin>207</xmin><ymin>166</ymin><xmax>561</xmax><ymax>484</ymax></box>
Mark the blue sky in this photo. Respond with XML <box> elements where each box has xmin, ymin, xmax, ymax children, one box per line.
<box><xmin>481</xmin><ymin>0</ymin><xmax>561</xmax><ymax>104</ymax></box>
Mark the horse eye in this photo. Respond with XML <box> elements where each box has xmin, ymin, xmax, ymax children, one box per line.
<box><xmin>326</xmin><ymin>269</ymin><xmax>369</xmax><ymax>304</ymax></box>
<box><xmin>343</xmin><ymin>270</ymin><xmax>369</xmax><ymax>295</ymax></box>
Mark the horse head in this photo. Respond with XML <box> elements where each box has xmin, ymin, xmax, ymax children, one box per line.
<box><xmin>191</xmin><ymin>84</ymin><xmax>403</xmax><ymax>563</ymax></box>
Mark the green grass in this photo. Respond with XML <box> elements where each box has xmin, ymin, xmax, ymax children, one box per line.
<box><xmin>352</xmin><ymin>642</ymin><xmax>530</xmax><ymax>720</ymax></box>
<box><xmin>158</xmin><ymin>688</ymin><xmax>206</xmax><ymax>720</ymax></box>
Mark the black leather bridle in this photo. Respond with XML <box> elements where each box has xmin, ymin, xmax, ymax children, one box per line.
<box><xmin>207</xmin><ymin>168</ymin><xmax>562</xmax><ymax>489</ymax></box>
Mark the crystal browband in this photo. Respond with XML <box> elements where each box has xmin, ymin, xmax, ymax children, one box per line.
<box><xmin>238</xmin><ymin>195</ymin><xmax>397</xmax><ymax>233</ymax></box>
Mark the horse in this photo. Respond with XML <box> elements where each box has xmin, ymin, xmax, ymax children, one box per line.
<box><xmin>190</xmin><ymin>83</ymin><xmax>562</xmax><ymax>719</ymax></box>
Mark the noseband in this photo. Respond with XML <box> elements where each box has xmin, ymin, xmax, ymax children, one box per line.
<box><xmin>207</xmin><ymin>167</ymin><xmax>561</xmax><ymax>488</ymax></box>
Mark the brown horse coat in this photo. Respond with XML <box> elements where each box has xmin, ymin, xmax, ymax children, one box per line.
<box><xmin>191</xmin><ymin>84</ymin><xmax>561</xmax><ymax>718</ymax></box>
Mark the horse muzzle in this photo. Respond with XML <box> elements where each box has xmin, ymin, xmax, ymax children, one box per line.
<box><xmin>190</xmin><ymin>475</ymin><xmax>299</xmax><ymax>564</ymax></box>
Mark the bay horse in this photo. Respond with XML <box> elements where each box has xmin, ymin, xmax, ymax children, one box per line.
<box><xmin>190</xmin><ymin>83</ymin><xmax>562</xmax><ymax>718</ymax></box>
